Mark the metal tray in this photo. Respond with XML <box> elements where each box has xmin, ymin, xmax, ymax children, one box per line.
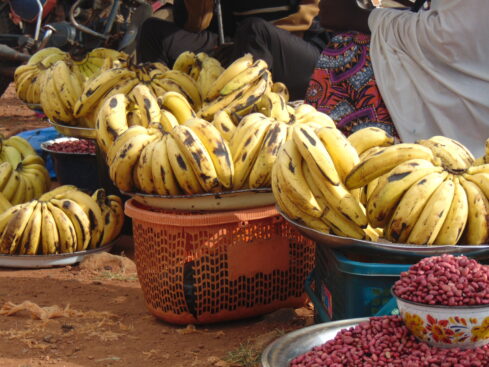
<box><xmin>49</xmin><ymin>119</ymin><xmax>97</xmax><ymax>140</ymax></box>
<box><xmin>0</xmin><ymin>242</ymin><xmax>114</xmax><ymax>269</ymax></box>
<box><xmin>124</xmin><ymin>188</ymin><xmax>275</xmax><ymax>211</ymax></box>
<box><xmin>278</xmin><ymin>208</ymin><xmax>489</xmax><ymax>258</ymax></box>
<box><xmin>261</xmin><ymin>317</ymin><xmax>368</xmax><ymax>367</ymax></box>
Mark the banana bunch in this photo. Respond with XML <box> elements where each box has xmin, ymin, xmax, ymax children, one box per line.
<box><xmin>474</xmin><ymin>138</ymin><xmax>489</xmax><ymax>165</ymax></box>
<box><xmin>0</xmin><ymin>185</ymin><xmax>124</xmax><ymax>255</ymax></box>
<box><xmin>0</xmin><ymin>136</ymin><xmax>50</xmax><ymax>205</ymax></box>
<box><xmin>344</xmin><ymin>135</ymin><xmax>489</xmax><ymax>245</ymax></box>
<box><xmin>272</xmin><ymin>121</ymin><xmax>384</xmax><ymax>241</ymax></box>
<box><xmin>14</xmin><ymin>47</ymin><xmax>67</xmax><ymax>104</ymax></box>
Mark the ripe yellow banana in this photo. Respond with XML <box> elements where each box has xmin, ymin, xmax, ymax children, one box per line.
<box><xmin>0</xmin><ymin>192</ymin><xmax>11</xmax><ymax>212</ymax></box>
<box><xmin>271</xmin><ymin>82</ymin><xmax>290</xmax><ymax>103</ymax></box>
<box><xmin>170</xmin><ymin>125</ymin><xmax>220</xmax><ymax>192</ymax></box>
<box><xmin>158</xmin><ymin>109</ymin><xmax>180</xmax><ymax>132</ymax></box>
<box><xmin>96</xmin><ymin>93</ymin><xmax>130</xmax><ymax>154</ymax></box>
<box><xmin>196</xmin><ymin>58</ymin><xmax>224</xmax><ymax>99</ymax></box>
<box><xmin>211</xmin><ymin>110</ymin><xmax>236</xmax><ymax>141</ymax></box>
<box><xmin>459</xmin><ymin>176</ymin><xmax>489</xmax><ymax>245</ymax></box>
<box><xmin>50</xmin><ymin>198</ymin><xmax>91</xmax><ymax>251</ymax></box>
<box><xmin>417</xmin><ymin>136</ymin><xmax>475</xmax><ymax>173</ymax></box>
<box><xmin>220</xmin><ymin>59</ymin><xmax>268</xmax><ymax>97</ymax></box>
<box><xmin>157</xmin><ymin>91</ymin><xmax>196</xmax><ymax>125</ymax></box>
<box><xmin>184</xmin><ymin>118</ymin><xmax>234</xmax><ymax>190</ymax></box>
<box><xmin>52</xmin><ymin>60</ymin><xmax>80</xmax><ymax>113</ymax></box>
<box><xmin>9</xmin><ymin>172</ymin><xmax>26</xmax><ymax>205</ymax></box>
<box><xmin>151</xmin><ymin>135</ymin><xmax>180</xmax><ymax>195</ymax></box>
<box><xmin>248</xmin><ymin>121</ymin><xmax>287</xmax><ymax>188</ymax></box>
<box><xmin>224</xmin><ymin>71</ymin><xmax>269</xmax><ymax>116</ymax></box>
<box><xmin>345</xmin><ymin>143</ymin><xmax>435</xmax><ymax>190</ymax></box>
<box><xmin>173</xmin><ymin>51</ymin><xmax>197</xmax><ymax>75</ymax></box>
<box><xmin>464</xmin><ymin>172</ymin><xmax>489</xmax><ymax>199</ymax></box>
<box><xmin>28</xmin><ymin>47</ymin><xmax>66</xmax><ymax>66</ymax></box>
<box><xmin>163</xmin><ymin>69</ymin><xmax>202</xmax><ymax>109</ymax></box>
<box><xmin>0</xmin><ymin>145</ymin><xmax>23</xmax><ymax>167</ymax></box>
<box><xmin>130</xmin><ymin>84</ymin><xmax>161</xmax><ymax>128</ymax></box>
<box><xmin>106</xmin><ymin>195</ymin><xmax>124</xmax><ymax>244</ymax></box>
<box><xmin>2</xmin><ymin>170</ymin><xmax>20</xmax><ymax>202</ymax></box>
<box><xmin>258</xmin><ymin>92</ymin><xmax>290</xmax><ymax>122</ymax></box>
<box><xmin>366</xmin><ymin>159</ymin><xmax>440</xmax><ymax>228</ymax></box>
<box><xmin>134</xmin><ymin>138</ymin><xmax>159</xmax><ymax>194</ymax></box>
<box><xmin>4</xmin><ymin>136</ymin><xmax>36</xmax><ymax>158</ymax></box>
<box><xmin>18</xmin><ymin>201</ymin><xmax>42</xmax><ymax>255</ymax></box>
<box><xmin>205</xmin><ymin>53</ymin><xmax>254</xmax><ymax>101</ymax></box>
<box><xmin>107</xmin><ymin>125</ymin><xmax>149</xmax><ymax>167</ymax></box>
<box><xmin>47</xmin><ymin>202</ymin><xmax>76</xmax><ymax>253</ymax></box>
<box><xmin>406</xmin><ymin>177</ymin><xmax>455</xmax><ymax>245</ymax></box>
<box><xmin>165</xmin><ymin>134</ymin><xmax>203</xmax><ymax>194</ymax></box>
<box><xmin>39</xmin><ymin>202</ymin><xmax>60</xmax><ymax>254</ymax></box>
<box><xmin>292</xmin><ymin>124</ymin><xmax>340</xmax><ymax>186</ymax></box>
<box><xmin>347</xmin><ymin>127</ymin><xmax>395</xmax><ymax>156</ymax></box>
<box><xmin>316</xmin><ymin>126</ymin><xmax>360</xmax><ymax>181</ymax></box>
<box><xmin>0</xmin><ymin>200</ymin><xmax>37</xmax><ymax>254</ymax></box>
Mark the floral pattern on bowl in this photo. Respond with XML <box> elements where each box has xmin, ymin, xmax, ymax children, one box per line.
<box><xmin>394</xmin><ymin>292</ymin><xmax>489</xmax><ymax>349</ymax></box>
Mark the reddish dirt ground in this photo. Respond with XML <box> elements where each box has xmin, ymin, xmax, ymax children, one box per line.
<box><xmin>0</xmin><ymin>83</ymin><xmax>314</xmax><ymax>367</ymax></box>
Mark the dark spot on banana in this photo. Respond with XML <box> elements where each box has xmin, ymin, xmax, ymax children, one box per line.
<box><xmin>387</xmin><ymin>172</ymin><xmax>411</xmax><ymax>182</ymax></box>
<box><xmin>242</xmin><ymin>152</ymin><xmax>248</xmax><ymax>161</ymax></box>
<box><xmin>288</xmin><ymin>161</ymin><xmax>295</xmax><ymax>174</ymax></box>
<box><xmin>191</xmin><ymin>151</ymin><xmax>203</xmax><ymax>169</ymax></box>
<box><xmin>221</xmin><ymin>123</ymin><xmax>230</xmax><ymax>132</ymax></box>
<box><xmin>176</xmin><ymin>154</ymin><xmax>187</xmax><ymax>170</ymax></box>
<box><xmin>107</xmin><ymin>125</ymin><xmax>118</xmax><ymax>139</ymax></box>
<box><xmin>301</xmin><ymin>128</ymin><xmax>316</xmax><ymax>146</ymax></box>
<box><xmin>144</xmin><ymin>97</ymin><xmax>151</xmax><ymax>109</ymax></box>
<box><xmin>417</xmin><ymin>178</ymin><xmax>428</xmax><ymax>185</ymax></box>
<box><xmin>244</xmin><ymin>137</ymin><xmax>252</xmax><ymax>147</ymax></box>
<box><xmin>160</xmin><ymin>167</ymin><xmax>166</xmax><ymax>181</ymax></box>
<box><xmin>88</xmin><ymin>210</ymin><xmax>97</xmax><ymax>231</ymax></box>
<box><xmin>268</xmin><ymin>125</ymin><xmax>280</xmax><ymax>145</ymax></box>
<box><xmin>109</xmin><ymin>97</ymin><xmax>118</xmax><ymax>108</ymax></box>
<box><xmin>105</xmin><ymin>212</ymin><xmax>111</xmax><ymax>225</ymax></box>
<box><xmin>85</xmin><ymin>86</ymin><xmax>99</xmax><ymax>97</ymax></box>
<box><xmin>183</xmin><ymin>131</ymin><xmax>196</xmax><ymax>146</ymax></box>
<box><xmin>119</xmin><ymin>143</ymin><xmax>132</xmax><ymax>159</ymax></box>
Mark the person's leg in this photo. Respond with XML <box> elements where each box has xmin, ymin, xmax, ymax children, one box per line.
<box><xmin>137</xmin><ymin>17</ymin><xmax>219</xmax><ymax>67</ymax></box>
<box><xmin>305</xmin><ymin>32</ymin><xmax>398</xmax><ymax>138</ymax></box>
<box><xmin>231</xmin><ymin>17</ymin><xmax>321</xmax><ymax>101</ymax></box>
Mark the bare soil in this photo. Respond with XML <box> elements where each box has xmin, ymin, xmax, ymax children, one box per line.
<box><xmin>0</xmin><ymin>84</ymin><xmax>314</xmax><ymax>367</ymax></box>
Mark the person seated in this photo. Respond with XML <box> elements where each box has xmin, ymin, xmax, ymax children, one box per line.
<box><xmin>137</xmin><ymin>0</ymin><xmax>330</xmax><ymax>101</ymax></box>
<box><xmin>305</xmin><ymin>0</ymin><xmax>489</xmax><ymax>157</ymax></box>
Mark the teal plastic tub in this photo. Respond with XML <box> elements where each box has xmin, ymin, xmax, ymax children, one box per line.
<box><xmin>308</xmin><ymin>246</ymin><xmax>413</xmax><ymax>322</ymax></box>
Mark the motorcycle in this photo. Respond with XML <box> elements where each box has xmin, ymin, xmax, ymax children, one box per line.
<box><xmin>0</xmin><ymin>0</ymin><xmax>155</xmax><ymax>97</ymax></box>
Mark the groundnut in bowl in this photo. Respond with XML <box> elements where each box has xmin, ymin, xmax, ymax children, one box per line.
<box><xmin>392</xmin><ymin>254</ymin><xmax>489</xmax><ymax>349</ymax></box>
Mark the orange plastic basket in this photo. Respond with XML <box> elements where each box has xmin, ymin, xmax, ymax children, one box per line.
<box><xmin>125</xmin><ymin>199</ymin><xmax>316</xmax><ymax>325</ymax></box>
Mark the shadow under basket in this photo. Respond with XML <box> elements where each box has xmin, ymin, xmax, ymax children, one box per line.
<box><xmin>124</xmin><ymin>199</ymin><xmax>316</xmax><ymax>325</ymax></box>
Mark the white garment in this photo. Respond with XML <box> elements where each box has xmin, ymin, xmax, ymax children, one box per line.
<box><xmin>368</xmin><ymin>0</ymin><xmax>489</xmax><ymax>156</ymax></box>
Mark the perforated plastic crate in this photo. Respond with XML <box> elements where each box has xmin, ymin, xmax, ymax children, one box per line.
<box><xmin>125</xmin><ymin>199</ymin><xmax>316</xmax><ymax>325</ymax></box>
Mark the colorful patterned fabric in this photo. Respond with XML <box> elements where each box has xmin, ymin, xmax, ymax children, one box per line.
<box><xmin>305</xmin><ymin>31</ymin><xmax>399</xmax><ymax>138</ymax></box>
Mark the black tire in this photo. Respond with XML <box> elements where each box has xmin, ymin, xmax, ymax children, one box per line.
<box><xmin>0</xmin><ymin>5</ymin><xmax>20</xmax><ymax>97</ymax></box>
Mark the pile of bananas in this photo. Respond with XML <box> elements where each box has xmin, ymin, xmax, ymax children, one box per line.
<box><xmin>0</xmin><ymin>136</ymin><xmax>50</xmax><ymax>205</ymax></box>
<box><xmin>0</xmin><ymin>185</ymin><xmax>124</xmax><ymax>255</ymax></box>
<box><xmin>344</xmin><ymin>135</ymin><xmax>489</xmax><ymax>245</ymax></box>
<box><xmin>272</xmin><ymin>123</ymin><xmax>384</xmax><ymax>241</ymax></box>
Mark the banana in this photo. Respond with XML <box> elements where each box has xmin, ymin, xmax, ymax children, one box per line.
<box><xmin>459</xmin><ymin>177</ymin><xmax>489</xmax><ymax>245</ymax></box>
<box><xmin>134</xmin><ymin>138</ymin><xmax>159</xmax><ymax>193</ymax></box>
<box><xmin>292</xmin><ymin>124</ymin><xmax>340</xmax><ymax>186</ymax></box>
<box><xmin>39</xmin><ymin>51</ymin><xmax>67</xmax><ymax>68</ymax></box>
<box><xmin>306</xmin><ymin>157</ymin><xmax>368</xmax><ymax>228</ymax></box>
<box><xmin>258</xmin><ymin>92</ymin><xmax>290</xmax><ymax>122</ymax></box>
<box><xmin>39</xmin><ymin>202</ymin><xmax>60</xmax><ymax>254</ymax></box>
<box><xmin>41</xmin><ymin>75</ymin><xmax>74</xmax><ymax>123</ymax></box>
<box><xmin>196</xmin><ymin>58</ymin><xmax>224</xmax><ymax>99</ymax></box>
<box><xmin>165</xmin><ymin>134</ymin><xmax>203</xmax><ymax>194</ymax></box>
<box><xmin>21</xmin><ymin>165</ymin><xmax>50</xmax><ymax>195</ymax></box>
<box><xmin>184</xmin><ymin>118</ymin><xmax>234</xmax><ymax>190</ymax></box>
<box><xmin>0</xmin><ymin>200</ymin><xmax>37</xmax><ymax>254</ymax></box>
<box><xmin>0</xmin><ymin>203</ymin><xmax>25</xmax><ymax>237</ymax></box>
<box><xmin>131</xmin><ymin>84</ymin><xmax>162</xmax><ymax>128</ymax></box>
<box><xmin>21</xmin><ymin>173</ymin><xmax>35</xmax><ymax>203</ymax></box>
<box><xmin>406</xmin><ymin>177</ymin><xmax>455</xmax><ymax>245</ymax></box>
<box><xmin>366</xmin><ymin>159</ymin><xmax>441</xmax><ymax>228</ymax></box>
<box><xmin>347</xmin><ymin>127</ymin><xmax>395</xmax><ymax>156</ymax></box>
<box><xmin>231</xmin><ymin>116</ymin><xmax>272</xmax><ymax>190</ymax></box>
<box><xmin>9</xmin><ymin>171</ymin><xmax>26</xmax><ymax>205</ymax></box>
<box><xmin>385</xmin><ymin>171</ymin><xmax>448</xmax><ymax>243</ymax></box>
<box><xmin>96</xmin><ymin>93</ymin><xmax>130</xmax><ymax>154</ymax></box>
<box><xmin>18</xmin><ymin>201</ymin><xmax>42</xmax><ymax>255</ymax></box>
<box><xmin>274</xmin><ymin>140</ymin><xmax>323</xmax><ymax>218</ymax></box>
<box><xmin>20</xmin><ymin>154</ymin><xmax>45</xmax><ymax>167</ymax></box>
<box><xmin>173</xmin><ymin>51</ymin><xmax>197</xmax><ymax>75</ymax></box>
<box><xmin>417</xmin><ymin>136</ymin><xmax>475</xmax><ymax>173</ymax></box>
<box><xmin>345</xmin><ymin>143</ymin><xmax>435</xmax><ymax>190</ymax></box>
<box><xmin>2</xmin><ymin>170</ymin><xmax>20</xmax><ymax>202</ymax></box>
<box><xmin>467</xmin><ymin>164</ymin><xmax>489</xmax><ymax>175</ymax></box>
<box><xmin>51</xmin><ymin>60</ymin><xmax>80</xmax><ymax>113</ymax></box>
<box><xmin>91</xmin><ymin>189</ymin><xmax>115</xmax><ymax>246</ymax></box>
<box><xmin>163</xmin><ymin>70</ymin><xmax>202</xmax><ymax>109</ymax></box>
<box><xmin>170</xmin><ymin>124</ymin><xmax>220</xmax><ymax>192</ymax></box>
<box><xmin>271</xmin><ymin>82</ymin><xmax>290</xmax><ymax>103</ymax></box>
<box><xmin>0</xmin><ymin>162</ymin><xmax>12</xmax><ymax>191</ymax></box>
<box><xmin>0</xmin><ymin>192</ymin><xmax>11</xmax><ymax>212</ymax></box>
<box><xmin>110</xmin><ymin>132</ymin><xmax>158</xmax><ymax>192</ymax></box>
<box><xmin>107</xmin><ymin>125</ymin><xmax>150</xmax><ymax>167</ymax></box>
<box><xmin>464</xmin><ymin>172</ymin><xmax>489</xmax><ymax>199</ymax></box>
<box><xmin>200</xmin><ymin>82</ymin><xmax>251</xmax><ymax>121</ymax></box>
<box><xmin>248</xmin><ymin>121</ymin><xmax>287</xmax><ymax>188</ymax></box>
<box><xmin>50</xmin><ymin>198</ymin><xmax>91</xmax><ymax>251</ymax></box>
<box><xmin>74</xmin><ymin>68</ymin><xmax>137</xmax><ymax>118</ymax></box>
<box><xmin>316</xmin><ymin>126</ymin><xmax>360</xmax><ymax>181</ymax></box>
<box><xmin>151</xmin><ymin>135</ymin><xmax>180</xmax><ymax>195</ymax></box>
<box><xmin>211</xmin><ymin>110</ymin><xmax>236</xmax><ymax>141</ymax></box>
<box><xmin>38</xmin><ymin>184</ymin><xmax>78</xmax><ymax>202</ymax></box>
<box><xmin>158</xmin><ymin>109</ymin><xmax>180</xmax><ymax>132</ymax></box>
<box><xmin>434</xmin><ymin>176</ymin><xmax>469</xmax><ymax>245</ymax></box>
<box><xmin>205</xmin><ymin>53</ymin><xmax>254</xmax><ymax>101</ymax></box>
<box><xmin>220</xmin><ymin>59</ymin><xmax>268</xmax><ymax>97</ymax></box>
<box><xmin>47</xmin><ymin>202</ymin><xmax>76</xmax><ymax>253</ymax></box>
<box><xmin>92</xmin><ymin>76</ymin><xmax>140</xmax><ymax>120</ymax></box>
<box><xmin>106</xmin><ymin>195</ymin><xmax>124</xmax><ymax>244</ymax></box>
<box><xmin>4</xmin><ymin>136</ymin><xmax>36</xmax><ymax>158</ymax></box>
<box><xmin>0</xmin><ymin>145</ymin><xmax>23</xmax><ymax>167</ymax></box>
<box><xmin>224</xmin><ymin>71</ymin><xmax>269</xmax><ymax>116</ymax></box>
<box><xmin>157</xmin><ymin>91</ymin><xmax>196</xmax><ymax>125</ymax></box>
<box><xmin>54</xmin><ymin>190</ymin><xmax>104</xmax><ymax>249</ymax></box>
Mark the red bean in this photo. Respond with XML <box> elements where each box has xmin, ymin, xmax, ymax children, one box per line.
<box><xmin>46</xmin><ymin>139</ymin><xmax>96</xmax><ymax>155</ymax></box>
<box><xmin>289</xmin><ymin>316</ymin><xmax>489</xmax><ymax>367</ymax></box>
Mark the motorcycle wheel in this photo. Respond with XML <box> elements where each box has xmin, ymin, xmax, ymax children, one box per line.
<box><xmin>0</xmin><ymin>4</ymin><xmax>20</xmax><ymax>97</ymax></box>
